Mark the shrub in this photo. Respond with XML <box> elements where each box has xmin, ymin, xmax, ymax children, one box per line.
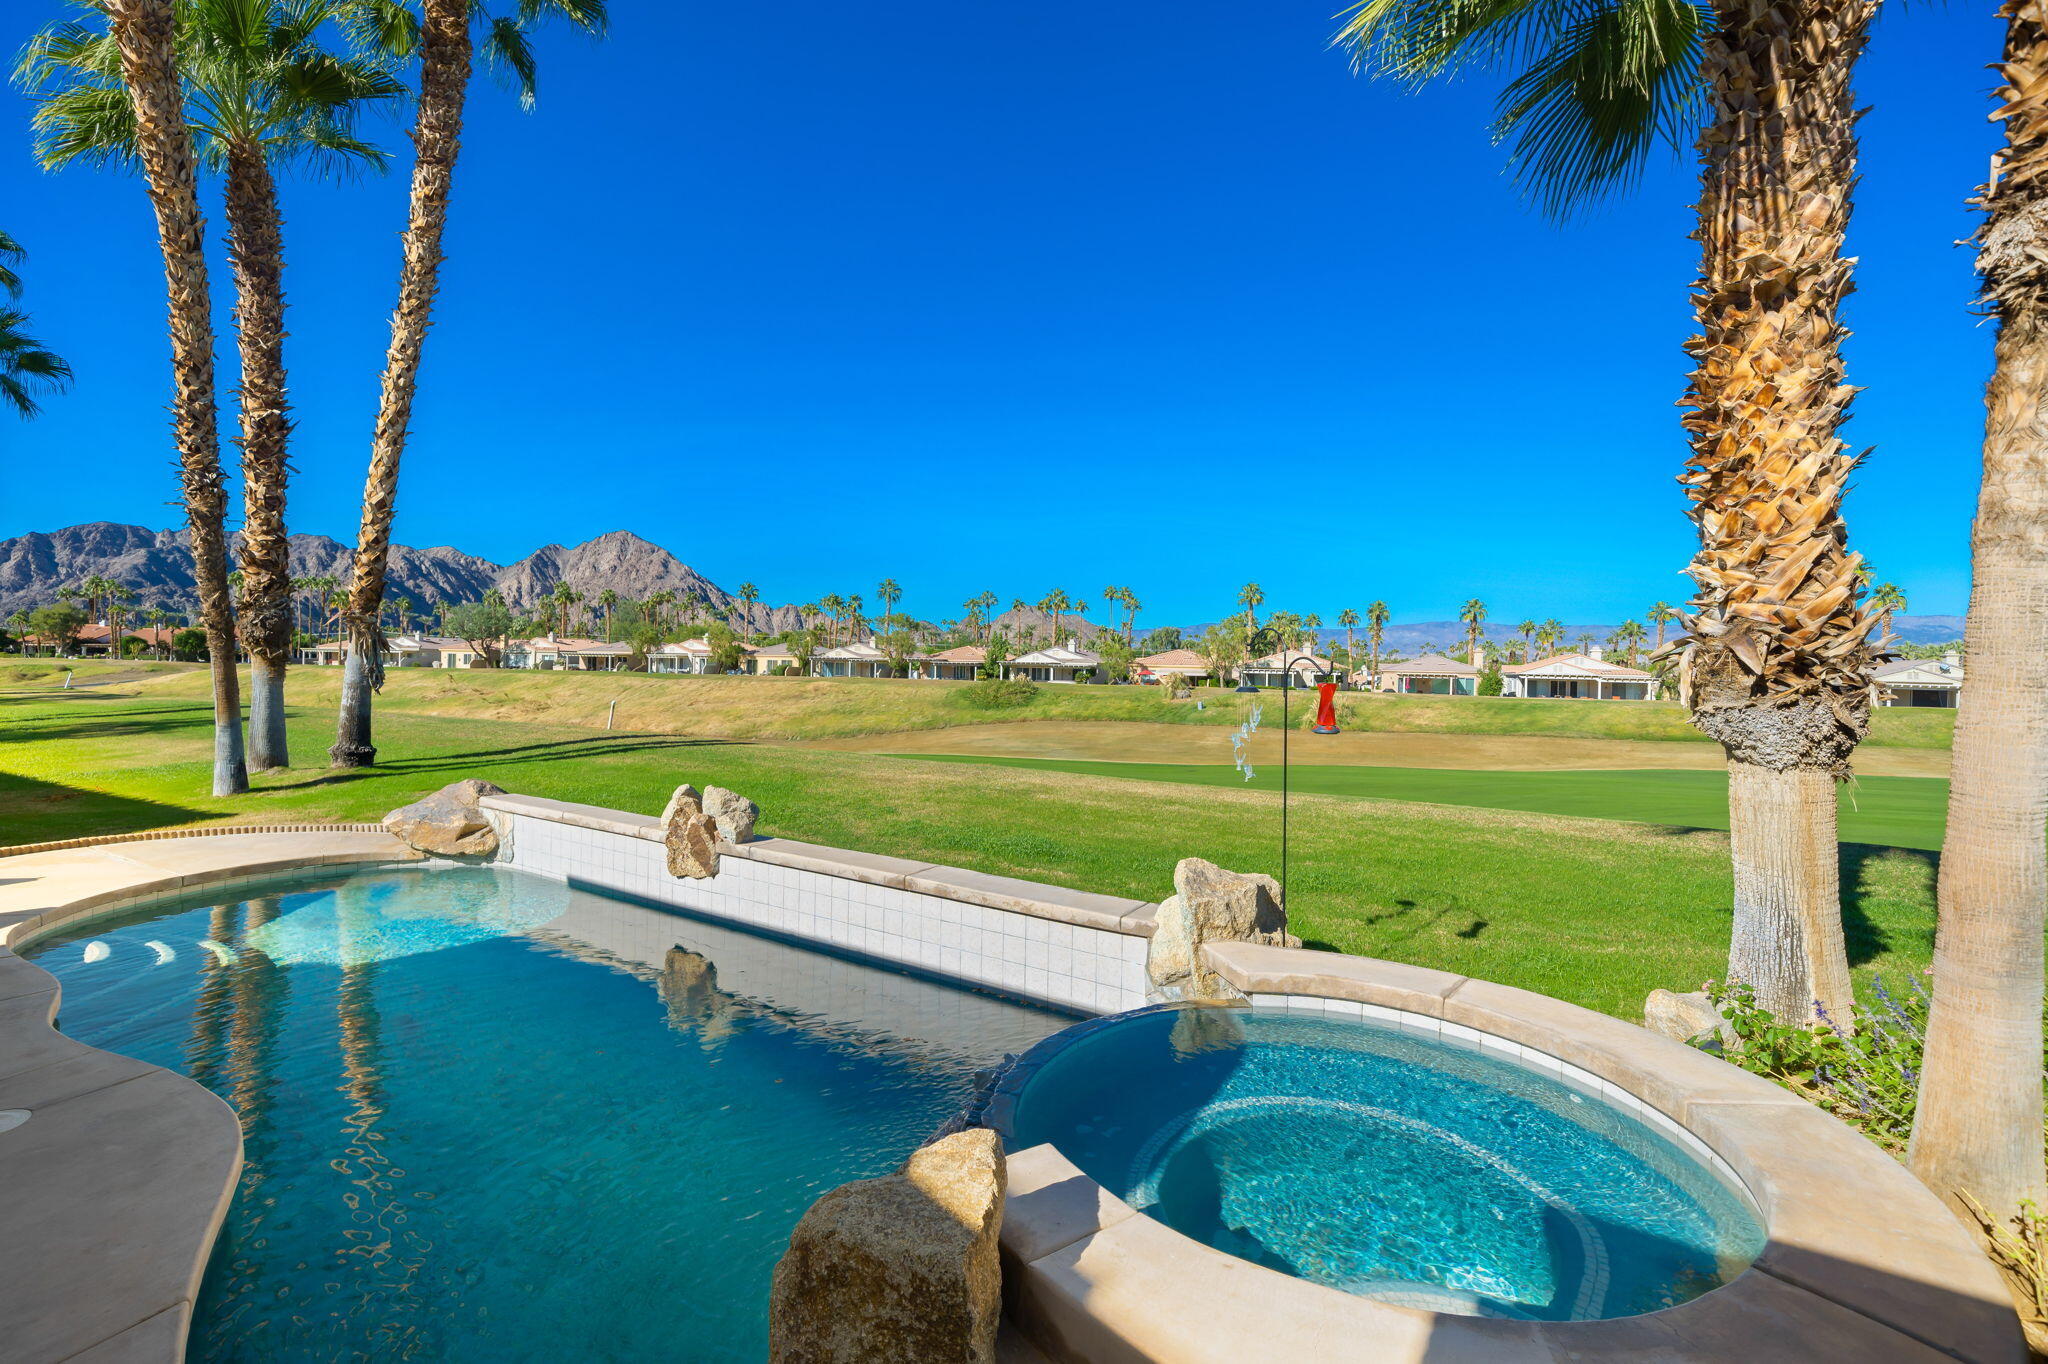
<box><xmin>172</xmin><ymin>627</ymin><xmax>208</xmax><ymax>662</ymax></box>
<box><xmin>960</xmin><ymin>677</ymin><xmax>1037</xmax><ymax>710</ymax></box>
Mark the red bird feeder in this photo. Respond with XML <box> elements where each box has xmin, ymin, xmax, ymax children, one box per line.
<box><xmin>1312</xmin><ymin>681</ymin><xmax>1340</xmax><ymax>735</ymax></box>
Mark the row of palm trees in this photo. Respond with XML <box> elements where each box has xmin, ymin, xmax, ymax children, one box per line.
<box><xmin>1341</xmin><ymin>0</ymin><xmax>2043</xmax><ymax>1274</ymax></box>
<box><xmin>19</xmin><ymin>0</ymin><xmax>605</xmax><ymax>786</ymax></box>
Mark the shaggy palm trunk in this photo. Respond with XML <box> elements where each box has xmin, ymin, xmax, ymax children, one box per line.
<box><xmin>331</xmin><ymin>0</ymin><xmax>471</xmax><ymax>768</ymax></box>
<box><xmin>225</xmin><ymin>142</ymin><xmax>293</xmax><ymax>771</ymax></box>
<box><xmin>107</xmin><ymin>0</ymin><xmax>245</xmax><ymax>796</ymax></box>
<box><xmin>1911</xmin><ymin>0</ymin><xmax>2048</xmax><ymax>1277</ymax></box>
<box><xmin>1673</xmin><ymin>0</ymin><xmax>1882</xmax><ymax>1025</ymax></box>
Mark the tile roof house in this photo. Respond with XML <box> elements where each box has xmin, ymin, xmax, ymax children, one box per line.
<box><xmin>1502</xmin><ymin>650</ymin><xmax>1659</xmax><ymax>700</ymax></box>
<box><xmin>1132</xmin><ymin>648</ymin><xmax>1212</xmax><ymax>683</ymax></box>
<box><xmin>1239</xmin><ymin>648</ymin><xmax>1340</xmax><ymax>690</ymax></box>
<box><xmin>1007</xmin><ymin>639</ymin><xmax>1101</xmax><ymax>684</ymax></box>
<box><xmin>1873</xmin><ymin>653</ymin><xmax>1963</xmax><ymax>707</ymax></box>
<box><xmin>924</xmin><ymin>645</ymin><xmax>986</xmax><ymax>681</ymax></box>
<box><xmin>1373</xmin><ymin>652</ymin><xmax>1481</xmax><ymax>696</ymax></box>
<box><xmin>812</xmin><ymin>640</ymin><xmax>895</xmax><ymax>678</ymax></box>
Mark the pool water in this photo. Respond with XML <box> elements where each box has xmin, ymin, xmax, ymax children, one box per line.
<box><xmin>995</xmin><ymin>1006</ymin><xmax>1765</xmax><ymax>1321</ymax></box>
<box><xmin>28</xmin><ymin>866</ymin><xmax>1067</xmax><ymax>1362</ymax></box>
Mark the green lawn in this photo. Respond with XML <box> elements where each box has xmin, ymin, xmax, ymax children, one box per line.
<box><xmin>0</xmin><ymin>683</ymin><xmax>1947</xmax><ymax>1019</ymax></box>
<box><xmin>905</xmin><ymin>755</ymin><xmax>1951</xmax><ymax>852</ymax></box>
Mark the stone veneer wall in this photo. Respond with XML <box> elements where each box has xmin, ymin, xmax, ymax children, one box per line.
<box><xmin>482</xmin><ymin>794</ymin><xmax>1154</xmax><ymax>1016</ymax></box>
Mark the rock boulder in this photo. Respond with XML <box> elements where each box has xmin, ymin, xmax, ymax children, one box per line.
<box><xmin>382</xmin><ymin>779</ymin><xmax>505</xmax><ymax>857</ymax></box>
<box><xmin>704</xmin><ymin>786</ymin><xmax>760</xmax><ymax>844</ymax></box>
<box><xmin>662</xmin><ymin>783</ymin><xmax>720</xmax><ymax>878</ymax></box>
<box><xmin>1645</xmin><ymin>989</ymin><xmax>1731</xmax><ymax>1048</ymax></box>
<box><xmin>1147</xmin><ymin>856</ymin><xmax>1297</xmax><ymax>1002</ymax></box>
<box><xmin>769</xmin><ymin>1128</ymin><xmax>1006</xmax><ymax>1364</ymax></box>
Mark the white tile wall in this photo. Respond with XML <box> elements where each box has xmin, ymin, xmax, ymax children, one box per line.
<box><xmin>1244</xmin><ymin>990</ymin><xmax>1751</xmax><ymax>1201</ymax></box>
<box><xmin>504</xmin><ymin>813</ymin><xmax>1152</xmax><ymax>1016</ymax></box>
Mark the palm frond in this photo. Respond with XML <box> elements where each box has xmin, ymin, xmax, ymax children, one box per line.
<box><xmin>1494</xmin><ymin>0</ymin><xmax>1706</xmax><ymax>216</ymax></box>
<box><xmin>516</xmin><ymin>0</ymin><xmax>608</xmax><ymax>37</ymax></box>
<box><xmin>481</xmin><ymin>15</ymin><xmax>538</xmax><ymax>109</ymax></box>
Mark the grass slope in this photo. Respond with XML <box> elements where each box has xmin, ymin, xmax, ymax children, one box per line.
<box><xmin>0</xmin><ymin>685</ymin><xmax>1945</xmax><ymax>1018</ymax></box>
<box><xmin>907</xmin><ymin>756</ymin><xmax>1950</xmax><ymax>852</ymax></box>
<box><xmin>49</xmin><ymin>660</ymin><xmax>1955</xmax><ymax>748</ymax></box>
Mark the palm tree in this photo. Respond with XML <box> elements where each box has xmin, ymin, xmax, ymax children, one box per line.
<box><xmin>1867</xmin><ymin>581</ymin><xmax>1906</xmax><ymax>640</ymax></box>
<box><xmin>1910</xmin><ymin>0</ymin><xmax>2048</xmax><ymax>1250</ymax></box>
<box><xmin>25</xmin><ymin>0</ymin><xmax>399</xmax><ymax>770</ymax></box>
<box><xmin>1237</xmin><ymin>582</ymin><xmax>1264</xmax><ymax>634</ymax></box>
<box><xmin>329</xmin><ymin>0</ymin><xmax>608</xmax><ymax>768</ymax></box>
<box><xmin>391</xmin><ymin>594</ymin><xmax>412</xmax><ymax>632</ymax></box>
<box><xmin>1537</xmin><ymin>618</ymin><xmax>1564</xmax><ymax>657</ymax></box>
<box><xmin>1339</xmin><ymin>0</ymin><xmax>1878</xmax><ymax>1030</ymax></box>
<box><xmin>1648</xmin><ymin>601</ymin><xmax>1678</xmax><ymax>651</ymax></box>
<box><xmin>1364</xmin><ymin>600</ymin><xmax>1389</xmax><ymax>679</ymax></box>
<box><xmin>647</xmin><ymin>589</ymin><xmax>675</xmax><ymax>633</ymax></box>
<box><xmin>552</xmin><ymin>582</ymin><xmax>580</xmax><ymax>634</ymax></box>
<box><xmin>106</xmin><ymin>582</ymin><xmax>136</xmax><ymax>650</ymax></box>
<box><xmin>1610</xmin><ymin>618</ymin><xmax>1648</xmax><ymax>668</ymax></box>
<box><xmin>1515</xmin><ymin>618</ymin><xmax>1537</xmax><ymax>663</ymax></box>
<box><xmin>597</xmin><ymin>587</ymin><xmax>617</xmax><ymax>633</ymax></box>
<box><xmin>89</xmin><ymin>0</ymin><xmax>245</xmax><ymax>793</ymax></box>
<box><xmin>1120</xmin><ymin>587</ymin><xmax>1140</xmax><ymax>643</ymax></box>
<box><xmin>876</xmin><ymin>578</ymin><xmax>900</xmax><ymax>635</ymax></box>
<box><xmin>1458</xmin><ymin>597</ymin><xmax>1487</xmax><ymax>664</ymax></box>
<box><xmin>1038</xmin><ymin>588</ymin><xmax>1071</xmax><ymax>644</ymax></box>
<box><xmin>0</xmin><ymin>232</ymin><xmax>74</xmax><ymax>419</ymax></box>
<box><xmin>1337</xmin><ymin>608</ymin><xmax>1359</xmax><ymax>674</ymax></box>
<box><xmin>734</xmin><ymin>581</ymin><xmax>758</xmax><ymax>633</ymax></box>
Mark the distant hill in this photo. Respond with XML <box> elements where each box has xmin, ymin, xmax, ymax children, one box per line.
<box><xmin>0</xmin><ymin>523</ymin><xmax>807</xmax><ymax>633</ymax></box>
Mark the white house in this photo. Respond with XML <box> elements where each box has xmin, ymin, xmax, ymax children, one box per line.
<box><xmin>812</xmin><ymin>640</ymin><xmax>893</xmax><ymax>678</ymax></box>
<box><xmin>1874</xmin><ymin>653</ymin><xmax>1963</xmax><ymax>707</ymax></box>
<box><xmin>647</xmin><ymin>638</ymin><xmax>720</xmax><ymax>675</ymax></box>
<box><xmin>1503</xmin><ymin>649</ymin><xmax>1659</xmax><ymax>700</ymax></box>
<box><xmin>1007</xmin><ymin>639</ymin><xmax>1101</xmax><ymax>684</ymax></box>
<box><xmin>309</xmin><ymin>633</ymin><xmax>482</xmax><ymax>669</ymax></box>
<box><xmin>1373</xmin><ymin>653</ymin><xmax>1480</xmax><ymax>696</ymax></box>
<box><xmin>1238</xmin><ymin>648</ymin><xmax>1339</xmax><ymax>690</ymax></box>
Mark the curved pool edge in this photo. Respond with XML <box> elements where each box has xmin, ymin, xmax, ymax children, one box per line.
<box><xmin>0</xmin><ymin>829</ymin><xmax>424</xmax><ymax>1364</ymax></box>
<box><xmin>992</xmin><ymin>943</ymin><xmax>2025</xmax><ymax>1364</ymax></box>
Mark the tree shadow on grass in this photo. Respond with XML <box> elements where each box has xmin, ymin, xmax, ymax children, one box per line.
<box><xmin>255</xmin><ymin>733</ymin><xmax>735</xmax><ymax>793</ymax></box>
<box><xmin>1840</xmin><ymin>840</ymin><xmax>1936</xmax><ymax>967</ymax></box>
<box><xmin>0</xmin><ymin>773</ymin><xmax>211</xmax><ymax>844</ymax></box>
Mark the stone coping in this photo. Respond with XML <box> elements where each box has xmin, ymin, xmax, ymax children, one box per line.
<box><xmin>480</xmin><ymin>792</ymin><xmax>1160</xmax><ymax>938</ymax></box>
<box><xmin>992</xmin><ymin>945</ymin><xmax>2024</xmax><ymax>1363</ymax></box>
<box><xmin>0</xmin><ymin>830</ymin><xmax>423</xmax><ymax>1363</ymax></box>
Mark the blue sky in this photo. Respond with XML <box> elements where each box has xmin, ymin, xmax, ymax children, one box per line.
<box><xmin>0</xmin><ymin>3</ymin><xmax>2001</xmax><ymax>627</ymax></box>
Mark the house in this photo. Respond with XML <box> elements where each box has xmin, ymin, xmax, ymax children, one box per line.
<box><xmin>647</xmin><ymin>638</ymin><xmax>719</xmax><ymax>675</ymax></box>
<box><xmin>499</xmin><ymin>635</ymin><xmax>611</xmax><ymax>670</ymax></box>
<box><xmin>310</xmin><ymin>634</ymin><xmax>486</xmax><ymax>669</ymax></box>
<box><xmin>747</xmin><ymin>641</ymin><xmax>801</xmax><ymax>675</ymax></box>
<box><xmin>1239</xmin><ymin>648</ymin><xmax>1340</xmax><ymax>690</ymax></box>
<box><xmin>812</xmin><ymin>640</ymin><xmax>894</xmax><ymax>678</ymax></box>
<box><xmin>1132</xmin><ymin>648</ymin><xmax>1212</xmax><ymax>685</ymax></box>
<box><xmin>1874</xmin><ymin>653</ymin><xmax>1963</xmax><ymax>707</ymax></box>
<box><xmin>1503</xmin><ymin>649</ymin><xmax>1659</xmax><ymax>700</ymax></box>
<box><xmin>1007</xmin><ymin>639</ymin><xmax>1101</xmax><ymax>684</ymax></box>
<box><xmin>558</xmin><ymin>641</ymin><xmax>633</xmax><ymax>671</ymax></box>
<box><xmin>924</xmin><ymin>645</ymin><xmax>986</xmax><ymax>681</ymax></box>
<box><xmin>1373</xmin><ymin>653</ymin><xmax>1481</xmax><ymax>696</ymax></box>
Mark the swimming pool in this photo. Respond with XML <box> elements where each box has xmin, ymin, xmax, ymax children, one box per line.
<box><xmin>27</xmin><ymin>864</ymin><xmax>1067</xmax><ymax>1361</ymax></box>
<box><xmin>991</xmin><ymin>1004</ymin><xmax>1765</xmax><ymax>1322</ymax></box>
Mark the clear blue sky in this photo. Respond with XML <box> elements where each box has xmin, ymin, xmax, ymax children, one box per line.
<box><xmin>0</xmin><ymin>3</ymin><xmax>2001</xmax><ymax>627</ymax></box>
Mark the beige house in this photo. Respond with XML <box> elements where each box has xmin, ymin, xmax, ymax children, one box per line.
<box><xmin>1373</xmin><ymin>653</ymin><xmax>1481</xmax><ymax>696</ymax></box>
<box><xmin>1503</xmin><ymin>650</ymin><xmax>1659</xmax><ymax>700</ymax></box>
<box><xmin>499</xmin><ymin>635</ymin><xmax>613</xmax><ymax>670</ymax></box>
<box><xmin>1874</xmin><ymin>654</ymin><xmax>1963</xmax><ymax>707</ymax></box>
<box><xmin>924</xmin><ymin>645</ymin><xmax>986</xmax><ymax>681</ymax></box>
<box><xmin>647</xmin><ymin>638</ymin><xmax>719</xmax><ymax>674</ymax></box>
<box><xmin>747</xmin><ymin>641</ymin><xmax>801</xmax><ymax>674</ymax></box>
<box><xmin>309</xmin><ymin>633</ymin><xmax>483</xmax><ymax>669</ymax></box>
<box><xmin>1133</xmin><ymin>648</ymin><xmax>1212</xmax><ymax>685</ymax></box>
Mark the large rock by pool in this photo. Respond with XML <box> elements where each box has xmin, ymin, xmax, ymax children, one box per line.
<box><xmin>769</xmin><ymin>1127</ymin><xmax>1007</xmax><ymax>1364</ymax></box>
<box><xmin>383</xmin><ymin>779</ymin><xmax>505</xmax><ymax>857</ymax></box>
<box><xmin>1147</xmin><ymin>856</ymin><xmax>1297</xmax><ymax>1002</ymax></box>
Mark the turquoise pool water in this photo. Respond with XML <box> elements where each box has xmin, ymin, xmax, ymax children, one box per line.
<box><xmin>994</xmin><ymin>1006</ymin><xmax>1765</xmax><ymax>1321</ymax></box>
<box><xmin>28</xmin><ymin>866</ymin><xmax>1067</xmax><ymax>1361</ymax></box>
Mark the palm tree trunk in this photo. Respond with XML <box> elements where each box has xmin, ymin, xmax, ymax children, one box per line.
<box><xmin>331</xmin><ymin>0</ymin><xmax>471</xmax><ymax>768</ymax></box>
<box><xmin>224</xmin><ymin>142</ymin><xmax>293</xmax><ymax>771</ymax></box>
<box><xmin>1911</xmin><ymin>0</ymin><xmax>2048</xmax><ymax>1253</ymax></box>
<box><xmin>107</xmin><ymin>0</ymin><xmax>246</xmax><ymax>796</ymax></box>
<box><xmin>1673</xmin><ymin>0</ymin><xmax>1881</xmax><ymax>1024</ymax></box>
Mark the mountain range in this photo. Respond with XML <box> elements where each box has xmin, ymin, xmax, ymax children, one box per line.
<box><xmin>0</xmin><ymin>521</ymin><xmax>1968</xmax><ymax>646</ymax></box>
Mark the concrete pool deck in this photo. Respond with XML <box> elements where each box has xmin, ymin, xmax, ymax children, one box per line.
<box><xmin>0</xmin><ymin>829</ymin><xmax>420</xmax><ymax>1364</ymax></box>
